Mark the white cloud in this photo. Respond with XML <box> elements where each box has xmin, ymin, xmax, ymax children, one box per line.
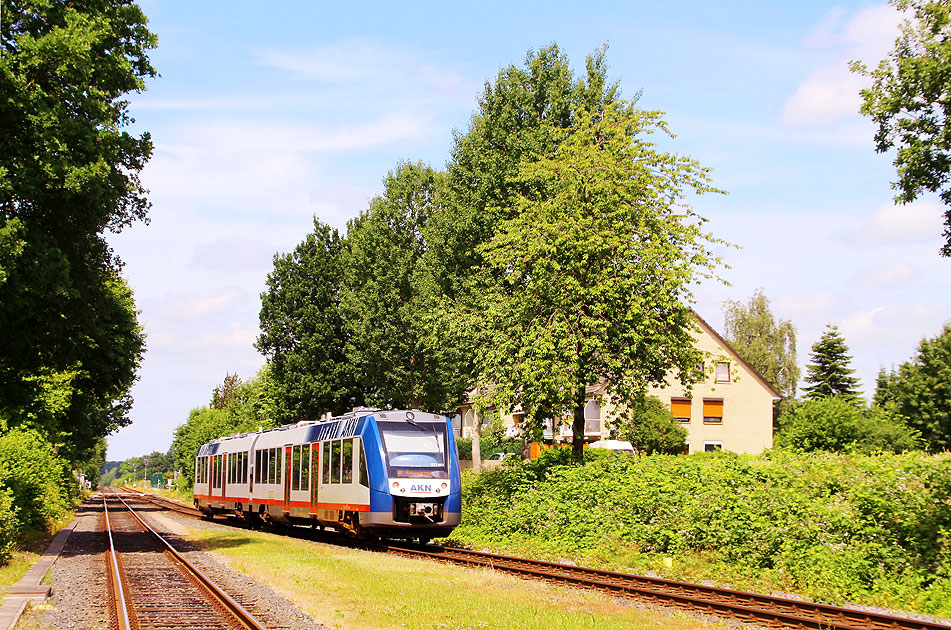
<box><xmin>782</xmin><ymin>4</ymin><xmax>902</xmax><ymax>126</ymax></box>
<box><xmin>148</xmin><ymin>287</ymin><xmax>251</xmax><ymax>322</ymax></box>
<box><xmin>840</xmin><ymin>303</ymin><xmax>939</xmax><ymax>345</ymax></box>
<box><xmin>258</xmin><ymin>38</ymin><xmax>472</xmax><ymax>100</ymax></box>
<box><xmin>852</xmin><ymin>261</ymin><xmax>919</xmax><ymax>285</ymax></box>
<box><xmin>781</xmin><ymin>65</ymin><xmax>866</xmax><ymax>125</ymax></box>
<box><xmin>140</xmin><ymin>114</ymin><xmax>427</xmax><ymax>225</ymax></box>
<box><xmin>191</xmin><ymin>237</ymin><xmax>278</xmax><ymax>273</ymax></box>
<box><xmin>845</xmin><ymin>200</ymin><xmax>944</xmax><ymax>247</ymax></box>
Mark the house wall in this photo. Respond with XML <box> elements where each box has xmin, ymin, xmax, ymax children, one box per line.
<box><xmin>643</xmin><ymin>317</ymin><xmax>776</xmax><ymax>454</ymax></box>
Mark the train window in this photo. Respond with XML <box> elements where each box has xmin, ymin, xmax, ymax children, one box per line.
<box><xmin>331</xmin><ymin>440</ymin><xmax>341</xmax><ymax>484</ymax></box>
<box><xmin>342</xmin><ymin>439</ymin><xmax>353</xmax><ymax>484</ymax></box>
<box><xmin>243</xmin><ymin>452</ymin><xmax>248</xmax><ymax>483</ymax></box>
<box><xmin>302</xmin><ymin>445</ymin><xmax>310</xmax><ymax>491</ymax></box>
<box><xmin>358</xmin><ymin>440</ymin><xmax>368</xmax><ymax>487</ymax></box>
<box><xmin>322</xmin><ymin>442</ymin><xmax>330</xmax><ymax>484</ymax></box>
<box><xmin>270</xmin><ymin>447</ymin><xmax>279</xmax><ymax>484</ymax></box>
<box><xmin>291</xmin><ymin>446</ymin><xmax>299</xmax><ymax>491</ymax></box>
<box><xmin>377</xmin><ymin>420</ymin><xmax>449</xmax><ymax>479</ymax></box>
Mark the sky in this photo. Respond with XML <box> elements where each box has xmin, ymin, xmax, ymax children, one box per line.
<box><xmin>106</xmin><ymin>1</ymin><xmax>951</xmax><ymax>460</ymax></box>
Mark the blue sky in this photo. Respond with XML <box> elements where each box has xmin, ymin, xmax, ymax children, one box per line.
<box><xmin>106</xmin><ymin>1</ymin><xmax>951</xmax><ymax>460</ymax></box>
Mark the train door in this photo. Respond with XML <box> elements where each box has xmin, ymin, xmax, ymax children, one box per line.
<box><xmin>283</xmin><ymin>445</ymin><xmax>292</xmax><ymax>512</ymax></box>
<box><xmin>221</xmin><ymin>453</ymin><xmax>227</xmax><ymax>502</ymax></box>
<box><xmin>310</xmin><ymin>442</ymin><xmax>320</xmax><ymax>512</ymax></box>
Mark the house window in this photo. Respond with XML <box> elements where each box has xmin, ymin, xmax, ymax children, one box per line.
<box><xmin>703</xmin><ymin>399</ymin><xmax>723</xmax><ymax>423</ymax></box>
<box><xmin>704</xmin><ymin>441</ymin><xmax>723</xmax><ymax>452</ymax></box>
<box><xmin>584</xmin><ymin>399</ymin><xmax>601</xmax><ymax>435</ymax></box>
<box><xmin>670</xmin><ymin>398</ymin><xmax>691</xmax><ymax>423</ymax></box>
<box><xmin>715</xmin><ymin>362</ymin><xmax>731</xmax><ymax>383</ymax></box>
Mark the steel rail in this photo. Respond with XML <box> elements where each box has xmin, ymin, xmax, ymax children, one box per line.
<box><xmin>102</xmin><ymin>497</ymin><xmax>133</xmax><ymax>630</ymax></box>
<box><xmin>384</xmin><ymin>543</ymin><xmax>951</xmax><ymax>630</ymax></box>
<box><xmin>105</xmin><ymin>491</ymin><xmax>269</xmax><ymax>630</ymax></box>
<box><xmin>118</xmin><ymin>486</ymin><xmax>204</xmax><ymax>518</ymax></box>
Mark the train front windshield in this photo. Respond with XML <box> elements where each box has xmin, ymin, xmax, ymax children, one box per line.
<box><xmin>377</xmin><ymin>421</ymin><xmax>449</xmax><ymax>479</ymax></box>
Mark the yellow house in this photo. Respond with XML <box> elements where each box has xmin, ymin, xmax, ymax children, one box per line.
<box><xmin>456</xmin><ymin>311</ymin><xmax>781</xmax><ymax>455</ymax></box>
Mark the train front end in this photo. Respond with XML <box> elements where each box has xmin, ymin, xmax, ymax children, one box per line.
<box><xmin>362</xmin><ymin>410</ymin><xmax>462</xmax><ymax>539</ymax></box>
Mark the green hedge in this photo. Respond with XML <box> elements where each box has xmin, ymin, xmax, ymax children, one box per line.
<box><xmin>454</xmin><ymin>449</ymin><xmax>951</xmax><ymax>614</ymax></box>
<box><xmin>0</xmin><ymin>428</ymin><xmax>74</xmax><ymax>561</ymax></box>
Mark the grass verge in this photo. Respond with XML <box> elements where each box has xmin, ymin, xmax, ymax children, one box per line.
<box><xmin>0</xmin><ymin>517</ymin><xmax>72</xmax><ymax>588</ymax></box>
<box><xmin>187</xmin><ymin>527</ymin><xmax>731</xmax><ymax>630</ymax></box>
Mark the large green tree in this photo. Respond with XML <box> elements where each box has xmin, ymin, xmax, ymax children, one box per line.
<box><xmin>802</xmin><ymin>325</ymin><xmax>862</xmax><ymax>401</ymax></box>
<box><xmin>876</xmin><ymin>324</ymin><xmax>951</xmax><ymax>452</ymax></box>
<box><xmin>852</xmin><ymin>0</ymin><xmax>951</xmax><ymax>256</ymax></box>
<box><xmin>426</xmin><ymin>43</ymin><xmax>622</xmax><ymax>304</ymax></box>
<box><xmin>423</xmin><ymin>44</ymin><xmax>625</xmax><ymax>469</ymax></box>
<box><xmin>476</xmin><ymin>103</ymin><xmax>725</xmax><ymax>460</ymax></box>
<box><xmin>257</xmin><ymin>219</ymin><xmax>359</xmax><ymax>422</ymax></box>
<box><xmin>722</xmin><ymin>288</ymin><xmax>799</xmax><ymax>408</ymax></box>
<box><xmin>340</xmin><ymin>162</ymin><xmax>470</xmax><ymax>412</ymax></box>
<box><xmin>0</xmin><ymin>0</ymin><xmax>155</xmax><ymax>458</ymax></box>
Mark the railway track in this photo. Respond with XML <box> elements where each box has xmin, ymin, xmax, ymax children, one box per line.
<box><xmin>382</xmin><ymin>543</ymin><xmax>950</xmax><ymax>630</ymax></box>
<box><xmin>120</xmin><ymin>487</ymin><xmax>951</xmax><ymax>630</ymax></box>
<box><xmin>102</xmin><ymin>492</ymin><xmax>268</xmax><ymax>630</ymax></box>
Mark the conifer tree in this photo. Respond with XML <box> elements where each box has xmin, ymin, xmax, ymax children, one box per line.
<box><xmin>802</xmin><ymin>325</ymin><xmax>862</xmax><ymax>401</ymax></box>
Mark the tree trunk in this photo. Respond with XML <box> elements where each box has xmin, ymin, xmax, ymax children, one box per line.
<box><xmin>572</xmin><ymin>393</ymin><xmax>586</xmax><ymax>462</ymax></box>
<box><xmin>472</xmin><ymin>410</ymin><xmax>484</xmax><ymax>473</ymax></box>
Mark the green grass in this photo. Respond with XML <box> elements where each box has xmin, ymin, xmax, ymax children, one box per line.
<box><xmin>0</xmin><ymin>526</ymin><xmax>59</xmax><ymax>588</ymax></box>
<box><xmin>188</xmin><ymin>527</ymin><xmax>729</xmax><ymax>630</ymax></box>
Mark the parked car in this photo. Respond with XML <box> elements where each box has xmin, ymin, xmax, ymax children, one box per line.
<box><xmin>487</xmin><ymin>452</ymin><xmax>517</xmax><ymax>461</ymax></box>
<box><xmin>587</xmin><ymin>440</ymin><xmax>635</xmax><ymax>454</ymax></box>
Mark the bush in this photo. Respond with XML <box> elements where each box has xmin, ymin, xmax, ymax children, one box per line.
<box><xmin>610</xmin><ymin>395</ymin><xmax>687</xmax><ymax>454</ymax></box>
<box><xmin>0</xmin><ymin>487</ymin><xmax>19</xmax><ymax>563</ymax></box>
<box><xmin>454</xmin><ymin>450</ymin><xmax>951</xmax><ymax>614</ymax></box>
<box><xmin>775</xmin><ymin>396</ymin><xmax>920</xmax><ymax>453</ymax></box>
<box><xmin>0</xmin><ymin>428</ymin><xmax>73</xmax><ymax>533</ymax></box>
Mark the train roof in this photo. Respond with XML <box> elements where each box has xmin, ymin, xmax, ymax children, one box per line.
<box><xmin>196</xmin><ymin>408</ymin><xmax>448</xmax><ymax>454</ymax></box>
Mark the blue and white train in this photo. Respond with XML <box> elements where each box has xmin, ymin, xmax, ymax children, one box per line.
<box><xmin>192</xmin><ymin>408</ymin><xmax>462</xmax><ymax>540</ymax></box>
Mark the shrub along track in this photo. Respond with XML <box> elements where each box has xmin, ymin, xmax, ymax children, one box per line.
<box><xmin>120</xmin><ymin>487</ymin><xmax>951</xmax><ymax>630</ymax></box>
<box><xmin>102</xmin><ymin>491</ymin><xmax>269</xmax><ymax>630</ymax></box>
